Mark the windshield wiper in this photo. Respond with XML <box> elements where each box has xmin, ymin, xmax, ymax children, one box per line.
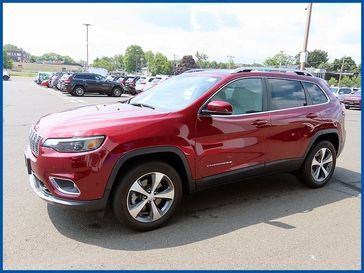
<box><xmin>130</xmin><ymin>102</ymin><xmax>155</xmax><ymax>110</ymax></box>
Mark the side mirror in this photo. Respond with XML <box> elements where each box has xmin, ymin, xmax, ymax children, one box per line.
<box><xmin>201</xmin><ymin>101</ymin><xmax>233</xmax><ymax>115</ymax></box>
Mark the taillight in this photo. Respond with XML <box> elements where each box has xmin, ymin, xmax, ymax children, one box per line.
<box><xmin>64</xmin><ymin>79</ymin><xmax>71</xmax><ymax>84</ymax></box>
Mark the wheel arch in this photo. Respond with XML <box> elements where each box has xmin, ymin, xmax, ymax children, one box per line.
<box><xmin>104</xmin><ymin>147</ymin><xmax>195</xmax><ymax>202</ymax></box>
<box><xmin>304</xmin><ymin>129</ymin><xmax>340</xmax><ymax>158</ymax></box>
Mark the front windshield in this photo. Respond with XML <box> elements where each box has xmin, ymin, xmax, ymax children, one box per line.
<box><xmin>330</xmin><ymin>87</ymin><xmax>338</xmax><ymax>93</ymax></box>
<box><xmin>129</xmin><ymin>75</ymin><xmax>221</xmax><ymax>111</ymax></box>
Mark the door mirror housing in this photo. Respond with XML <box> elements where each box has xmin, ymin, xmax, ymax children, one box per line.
<box><xmin>201</xmin><ymin>101</ymin><xmax>233</xmax><ymax>115</ymax></box>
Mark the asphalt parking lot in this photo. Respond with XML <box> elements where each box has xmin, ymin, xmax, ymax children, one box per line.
<box><xmin>3</xmin><ymin>76</ymin><xmax>361</xmax><ymax>269</ymax></box>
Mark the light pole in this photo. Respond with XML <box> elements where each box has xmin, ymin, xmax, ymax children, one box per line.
<box><xmin>83</xmin><ymin>23</ymin><xmax>91</xmax><ymax>69</ymax></box>
<box><xmin>300</xmin><ymin>3</ymin><xmax>313</xmax><ymax>70</ymax></box>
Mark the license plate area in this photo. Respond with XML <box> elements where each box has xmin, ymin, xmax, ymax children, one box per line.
<box><xmin>25</xmin><ymin>155</ymin><xmax>31</xmax><ymax>174</ymax></box>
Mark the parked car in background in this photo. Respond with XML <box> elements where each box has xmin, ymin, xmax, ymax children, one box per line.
<box><xmin>144</xmin><ymin>76</ymin><xmax>169</xmax><ymax>91</ymax></box>
<box><xmin>35</xmin><ymin>72</ymin><xmax>53</xmax><ymax>84</ymax></box>
<box><xmin>25</xmin><ymin>68</ymin><xmax>345</xmax><ymax>231</ymax></box>
<box><xmin>119</xmin><ymin>76</ymin><xmax>141</xmax><ymax>95</ymax></box>
<box><xmin>64</xmin><ymin>73</ymin><xmax>123</xmax><ymax>96</ymax></box>
<box><xmin>340</xmin><ymin>91</ymin><xmax>361</xmax><ymax>109</ymax></box>
<box><xmin>3</xmin><ymin>69</ymin><xmax>10</xmax><ymax>81</ymax></box>
<box><xmin>41</xmin><ymin>79</ymin><xmax>50</xmax><ymax>88</ymax></box>
<box><xmin>57</xmin><ymin>73</ymin><xmax>73</xmax><ymax>91</ymax></box>
<box><xmin>330</xmin><ymin>86</ymin><xmax>353</xmax><ymax>97</ymax></box>
<box><xmin>135</xmin><ymin>76</ymin><xmax>156</xmax><ymax>92</ymax></box>
<box><xmin>50</xmin><ymin>72</ymin><xmax>65</xmax><ymax>88</ymax></box>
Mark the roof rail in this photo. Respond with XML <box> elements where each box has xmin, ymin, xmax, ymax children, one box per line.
<box><xmin>182</xmin><ymin>69</ymin><xmax>211</xmax><ymax>74</ymax></box>
<box><xmin>231</xmin><ymin>67</ymin><xmax>313</xmax><ymax>77</ymax></box>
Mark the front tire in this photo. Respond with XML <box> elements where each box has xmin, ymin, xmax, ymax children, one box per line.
<box><xmin>299</xmin><ymin>141</ymin><xmax>336</xmax><ymax>188</ymax></box>
<box><xmin>112</xmin><ymin>161</ymin><xmax>182</xmax><ymax>231</ymax></box>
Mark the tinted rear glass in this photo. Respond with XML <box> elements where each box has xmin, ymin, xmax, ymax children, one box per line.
<box><xmin>75</xmin><ymin>74</ymin><xmax>94</xmax><ymax>80</ymax></box>
<box><xmin>303</xmin><ymin>82</ymin><xmax>328</xmax><ymax>105</ymax></box>
<box><xmin>268</xmin><ymin>79</ymin><xmax>307</xmax><ymax>110</ymax></box>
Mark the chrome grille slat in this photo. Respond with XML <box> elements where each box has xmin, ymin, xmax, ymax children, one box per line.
<box><xmin>29</xmin><ymin>128</ymin><xmax>42</xmax><ymax>156</ymax></box>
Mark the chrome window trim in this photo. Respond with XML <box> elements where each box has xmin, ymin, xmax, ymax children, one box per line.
<box><xmin>198</xmin><ymin>76</ymin><xmax>331</xmax><ymax>118</ymax></box>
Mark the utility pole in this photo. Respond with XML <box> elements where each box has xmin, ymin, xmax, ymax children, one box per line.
<box><xmin>338</xmin><ymin>58</ymin><xmax>346</xmax><ymax>87</ymax></box>
<box><xmin>300</xmin><ymin>3</ymin><xmax>313</xmax><ymax>70</ymax></box>
<box><xmin>83</xmin><ymin>23</ymin><xmax>91</xmax><ymax>69</ymax></box>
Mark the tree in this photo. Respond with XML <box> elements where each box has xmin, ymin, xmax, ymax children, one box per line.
<box><xmin>263</xmin><ymin>52</ymin><xmax>295</xmax><ymax>67</ymax></box>
<box><xmin>352</xmin><ymin>75</ymin><xmax>361</xmax><ymax>87</ymax></box>
<box><xmin>123</xmin><ymin>45</ymin><xmax>145</xmax><ymax>73</ymax></box>
<box><xmin>328</xmin><ymin>77</ymin><xmax>338</xmax><ymax>86</ymax></box>
<box><xmin>339</xmin><ymin>76</ymin><xmax>354</xmax><ymax>87</ymax></box>
<box><xmin>331</xmin><ymin>57</ymin><xmax>357</xmax><ymax>72</ymax></box>
<box><xmin>195</xmin><ymin>51</ymin><xmax>209</xmax><ymax>68</ymax></box>
<box><xmin>151</xmin><ymin>53</ymin><xmax>173</xmax><ymax>75</ymax></box>
<box><xmin>92</xmin><ymin>57</ymin><xmax>116</xmax><ymax>71</ymax></box>
<box><xmin>3</xmin><ymin>51</ymin><xmax>13</xmax><ymax>69</ymax></box>
<box><xmin>175</xmin><ymin>55</ymin><xmax>197</xmax><ymax>74</ymax></box>
<box><xmin>318</xmin><ymin>62</ymin><xmax>333</xmax><ymax>70</ymax></box>
<box><xmin>113</xmin><ymin>54</ymin><xmax>123</xmax><ymax>70</ymax></box>
<box><xmin>307</xmin><ymin>49</ymin><xmax>329</xmax><ymax>67</ymax></box>
<box><xmin>3</xmin><ymin>44</ymin><xmax>23</xmax><ymax>51</ymax></box>
<box><xmin>35</xmin><ymin>52</ymin><xmax>78</xmax><ymax>65</ymax></box>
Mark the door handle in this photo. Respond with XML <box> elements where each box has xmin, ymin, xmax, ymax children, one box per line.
<box><xmin>251</xmin><ymin>119</ymin><xmax>268</xmax><ymax>126</ymax></box>
<box><xmin>306</xmin><ymin>113</ymin><xmax>318</xmax><ymax>119</ymax></box>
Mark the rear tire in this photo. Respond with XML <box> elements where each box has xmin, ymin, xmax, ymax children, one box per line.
<box><xmin>112</xmin><ymin>87</ymin><xmax>122</xmax><ymax>97</ymax></box>
<box><xmin>112</xmin><ymin>161</ymin><xmax>182</xmax><ymax>231</ymax></box>
<box><xmin>73</xmin><ymin>86</ymin><xmax>85</xmax><ymax>96</ymax></box>
<box><xmin>298</xmin><ymin>141</ymin><xmax>336</xmax><ymax>188</ymax></box>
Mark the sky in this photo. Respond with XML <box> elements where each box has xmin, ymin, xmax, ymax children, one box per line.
<box><xmin>3</xmin><ymin>3</ymin><xmax>361</xmax><ymax>65</ymax></box>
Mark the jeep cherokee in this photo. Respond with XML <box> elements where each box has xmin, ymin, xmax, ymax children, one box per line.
<box><xmin>25</xmin><ymin>68</ymin><xmax>346</xmax><ymax>231</ymax></box>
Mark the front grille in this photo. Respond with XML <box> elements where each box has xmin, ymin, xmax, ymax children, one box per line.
<box><xmin>29</xmin><ymin>128</ymin><xmax>42</xmax><ymax>156</ymax></box>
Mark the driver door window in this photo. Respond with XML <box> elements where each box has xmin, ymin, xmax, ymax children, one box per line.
<box><xmin>210</xmin><ymin>78</ymin><xmax>264</xmax><ymax>115</ymax></box>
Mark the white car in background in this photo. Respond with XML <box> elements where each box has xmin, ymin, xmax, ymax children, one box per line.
<box><xmin>144</xmin><ymin>76</ymin><xmax>169</xmax><ymax>91</ymax></box>
<box><xmin>135</xmin><ymin>76</ymin><xmax>155</xmax><ymax>92</ymax></box>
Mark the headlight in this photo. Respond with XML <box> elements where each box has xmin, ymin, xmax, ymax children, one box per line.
<box><xmin>43</xmin><ymin>136</ymin><xmax>105</xmax><ymax>153</ymax></box>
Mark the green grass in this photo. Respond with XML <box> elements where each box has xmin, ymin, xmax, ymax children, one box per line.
<box><xmin>9</xmin><ymin>71</ymin><xmax>38</xmax><ymax>77</ymax></box>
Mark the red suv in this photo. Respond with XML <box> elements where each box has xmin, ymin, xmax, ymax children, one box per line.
<box><xmin>25</xmin><ymin>68</ymin><xmax>346</xmax><ymax>231</ymax></box>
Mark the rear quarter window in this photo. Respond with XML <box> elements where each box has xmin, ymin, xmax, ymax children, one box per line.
<box><xmin>303</xmin><ymin>82</ymin><xmax>328</xmax><ymax>104</ymax></box>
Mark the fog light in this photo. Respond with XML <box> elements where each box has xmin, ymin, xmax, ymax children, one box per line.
<box><xmin>49</xmin><ymin>177</ymin><xmax>80</xmax><ymax>196</ymax></box>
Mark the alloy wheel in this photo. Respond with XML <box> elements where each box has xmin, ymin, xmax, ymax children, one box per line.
<box><xmin>311</xmin><ymin>147</ymin><xmax>333</xmax><ymax>182</ymax></box>
<box><xmin>126</xmin><ymin>172</ymin><xmax>175</xmax><ymax>223</ymax></box>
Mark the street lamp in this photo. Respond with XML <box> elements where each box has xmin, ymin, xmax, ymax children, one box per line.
<box><xmin>300</xmin><ymin>3</ymin><xmax>313</xmax><ymax>70</ymax></box>
<box><xmin>83</xmin><ymin>23</ymin><xmax>91</xmax><ymax>69</ymax></box>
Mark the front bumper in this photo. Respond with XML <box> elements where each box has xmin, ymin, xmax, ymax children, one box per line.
<box><xmin>28</xmin><ymin>172</ymin><xmax>107</xmax><ymax>211</ymax></box>
<box><xmin>24</xmin><ymin>144</ymin><xmax>112</xmax><ymax>211</ymax></box>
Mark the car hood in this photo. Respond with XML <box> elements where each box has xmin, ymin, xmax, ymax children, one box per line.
<box><xmin>34</xmin><ymin>103</ymin><xmax>169</xmax><ymax>138</ymax></box>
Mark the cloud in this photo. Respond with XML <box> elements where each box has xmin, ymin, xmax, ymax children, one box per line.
<box><xmin>3</xmin><ymin>3</ymin><xmax>361</xmax><ymax>65</ymax></box>
<box><xmin>138</xmin><ymin>5</ymin><xmax>194</xmax><ymax>31</ymax></box>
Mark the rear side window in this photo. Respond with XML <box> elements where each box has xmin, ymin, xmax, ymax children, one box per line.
<box><xmin>75</xmin><ymin>74</ymin><xmax>94</xmax><ymax>80</ymax></box>
<box><xmin>268</xmin><ymin>79</ymin><xmax>306</xmax><ymax>110</ymax></box>
<box><xmin>303</xmin><ymin>82</ymin><xmax>328</xmax><ymax>104</ymax></box>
